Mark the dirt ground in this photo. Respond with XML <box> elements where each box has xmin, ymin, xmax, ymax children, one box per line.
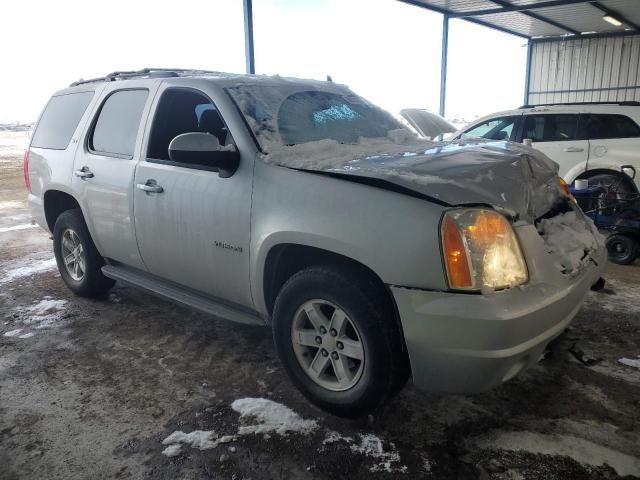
<box><xmin>1</xmin><ymin>148</ymin><xmax>639</xmax><ymax>480</ymax></box>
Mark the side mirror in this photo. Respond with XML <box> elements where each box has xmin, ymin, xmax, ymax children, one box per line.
<box><xmin>168</xmin><ymin>132</ymin><xmax>240</xmax><ymax>178</ymax></box>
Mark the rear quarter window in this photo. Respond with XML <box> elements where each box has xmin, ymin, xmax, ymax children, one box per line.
<box><xmin>585</xmin><ymin>114</ymin><xmax>640</xmax><ymax>139</ymax></box>
<box><xmin>31</xmin><ymin>91</ymin><xmax>94</xmax><ymax>150</ymax></box>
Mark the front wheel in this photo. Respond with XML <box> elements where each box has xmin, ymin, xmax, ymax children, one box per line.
<box><xmin>53</xmin><ymin>209</ymin><xmax>115</xmax><ymax>297</ymax></box>
<box><xmin>272</xmin><ymin>266</ymin><xmax>409</xmax><ymax>417</ymax></box>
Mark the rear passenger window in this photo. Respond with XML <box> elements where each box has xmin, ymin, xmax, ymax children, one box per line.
<box><xmin>523</xmin><ymin>114</ymin><xmax>579</xmax><ymax>142</ymax></box>
<box><xmin>31</xmin><ymin>91</ymin><xmax>94</xmax><ymax>150</ymax></box>
<box><xmin>585</xmin><ymin>114</ymin><xmax>640</xmax><ymax>139</ymax></box>
<box><xmin>90</xmin><ymin>90</ymin><xmax>148</xmax><ymax>158</ymax></box>
<box><xmin>147</xmin><ymin>88</ymin><xmax>232</xmax><ymax>163</ymax></box>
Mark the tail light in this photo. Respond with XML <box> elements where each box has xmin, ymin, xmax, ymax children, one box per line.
<box><xmin>23</xmin><ymin>150</ymin><xmax>31</xmax><ymax>192</ymax></box>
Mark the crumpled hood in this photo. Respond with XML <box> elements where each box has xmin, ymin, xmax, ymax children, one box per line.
<box><xmin>324</xmin><ymin>140</ymin><xmax>565</xmax><ymax>222</ymax></box>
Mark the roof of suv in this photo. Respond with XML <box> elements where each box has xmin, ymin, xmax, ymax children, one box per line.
<box><xmin>479</xmin><ymin>103</ymin><xmax>640</xmax><ymax>118</ymax></box>
<box><xmin>68</xmin><ymin>67</ymin><xmax>337</xmax><ymax>91</ymax></box>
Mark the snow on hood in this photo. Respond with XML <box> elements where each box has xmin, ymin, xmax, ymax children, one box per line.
<box><xmin>265</xmin><ymin>133</ymin><xmax>566</xmax><ymax>222</ymax></box>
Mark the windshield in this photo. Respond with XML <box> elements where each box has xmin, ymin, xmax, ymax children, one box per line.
<box><xmin>226</xmin><ymin>84</ymin><xmax>402</xmax><ymax>150</ymax></box>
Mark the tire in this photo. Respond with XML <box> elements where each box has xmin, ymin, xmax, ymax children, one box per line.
<box><xmin>53</xmin><ymin>209</ymin><xmax>115</xmax><ymax>297</ymax></box>
<box><xmin>272</xmin><ymin>266</ymin><xmax>409</xmax><ymax>417</ymax></box>
<box><xmin>606</xmin><ymin>234</ymin><xmax>639</xmax><ymax>265</ymax></box>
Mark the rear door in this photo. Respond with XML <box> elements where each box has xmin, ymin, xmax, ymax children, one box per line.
<box><xmin>520</xmin><ymin>113</ymin><xmax>588</xmax><ymax>178</ymax></box>
<box><xmin>583</xmin><ymin>113</ymin><xmax>640</xmax><ymax>188</ymax></box>
<box><xmin>72</xmin><ymin>81</ymin><xmax>158</xmax><ymax>269</ymax></box>
<box><xmin>132</xmin><ymin>84</ymin><xmax>254</xmax><ymax>307</ymax></box>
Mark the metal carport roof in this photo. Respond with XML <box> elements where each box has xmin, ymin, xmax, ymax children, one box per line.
<box><xmin>240</xmin><ymin>1</ymin><xmax>640</xmax><ymax>117</ymax></box>
<box><xmin>397</xmin><ymin>0</ymin><xmax>640</xmax><ymax>39</ymax></box>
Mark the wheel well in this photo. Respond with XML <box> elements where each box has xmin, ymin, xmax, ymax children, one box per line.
<box><xmin>578</xmin><ymin>168</ymin><xmax>638</xmax><ymax>192</ymax></box>
<box><xmin>264</xmin><ymin>244</ymin><xmax>382</xmax><ymax>311</ymax></box>
<box><xmin>263</xmin><ymin>243</ymin><xmax>407</xmax><ymax>350</ymax></box>
<box><xmin>44</xmin><ymin>190</ymin><xmax>81</xmax><ymax>231</ymax></box>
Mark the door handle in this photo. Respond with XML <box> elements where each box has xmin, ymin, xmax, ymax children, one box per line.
<box><xmin>563</xmin><ymin>147</ymin><xmax>584</xmax><ymax>152</ymax></box>
<box><xmin>74</xmin><ymin>167</ymin><xmax>94</xmax><ymax>179</ymax></box>
<box><xmin>136</xmin><ymin>181</ymin><xmax>164</xmax><ymax>194</ymax></box>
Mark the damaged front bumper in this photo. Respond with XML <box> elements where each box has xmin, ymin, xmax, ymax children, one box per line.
<box><xmin>391</xmin><ymin>221</ymin><xmax>607</xmax><ymax>394</ymax></box>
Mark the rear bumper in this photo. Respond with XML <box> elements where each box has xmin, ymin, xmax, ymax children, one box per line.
<box><xmin>391</xmin><ymin>233</ymin><xmax>606</xmax><ymax>393</ymax></box>
<box><xmin>28</xmin><ymin>193</ymin><xmax>48</xmax><ymax>232</ymax></box>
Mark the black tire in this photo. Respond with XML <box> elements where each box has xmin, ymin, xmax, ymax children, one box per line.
<box><xmin>606</xmin><ymin>234</ymin><xmax>639</xmax><ymax>265</ymax></box>
<box><xmin>272</xmin><ymin>266</ymin><xmax>410</xmax><ymax>417</ymax></box>
<box><xmin>53</xmin><ymin>209</ymin><xmax>115</xmax><ymax>297</ymax></box>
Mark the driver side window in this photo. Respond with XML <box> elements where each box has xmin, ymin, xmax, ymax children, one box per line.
<box><xmin>460</xmin><ymin>117</ymin><xmax>517</xmax><ymax>141</ymax></box>
<box><xmin>147</xmin><ymin>88</ymin><xmax>233</xmax><ymax>163</ymax></box>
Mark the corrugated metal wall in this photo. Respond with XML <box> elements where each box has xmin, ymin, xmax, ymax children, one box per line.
<box><xmin>526</xmin><ymin>35</ymin><xmax>640</xmax><ymax>105</ymax></box>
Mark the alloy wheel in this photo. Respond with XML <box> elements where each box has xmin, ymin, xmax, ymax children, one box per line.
<box><xmin>291</xmin><ymin>299</ymin><xmax>365</xmax><ymax>391</ymax></box>
<box><xmin>61</xmin><ymin>228</ymin><xmax>85</xmax><ymax>281</ymax></box>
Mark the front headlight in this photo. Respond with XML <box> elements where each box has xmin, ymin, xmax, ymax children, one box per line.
<box><xmin>441</xmin><ymin>208</ymin><xmax>528</xmax><ymax>291</ymax></box>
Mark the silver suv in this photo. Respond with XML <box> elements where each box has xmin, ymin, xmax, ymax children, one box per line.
<box><xmin>26</xmin><ymin>69</ymin><xmax>606</xmax><ymax>417</ymax></box>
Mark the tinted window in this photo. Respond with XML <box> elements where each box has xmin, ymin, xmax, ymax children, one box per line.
<box><xmin>147</xmin><ymin>88</ymin><xmax>232</xmax><ymax>163</ymax></box>
<box><xmin>31</xmin><ymin>91</ymin><xmax>94</xmax><ymax>149</ymax></box>
<box><xmin>90</xmin><ymin>90</ymin><xmax>148</xmax><ymax>157</ymax></box>
<box><xmin>523</xmin><ymin>114</ymin><xmax>578</xmax><ymax>142</ymax></box>
<box><xmin>460</xmin><ymin>117</ymin><xmax>517</xmax><ymax>141</ymax></box>
<box><xmin>585</xmin><ymin>114</ymin><xmax>640</xmax><ymax>139</ymax></box>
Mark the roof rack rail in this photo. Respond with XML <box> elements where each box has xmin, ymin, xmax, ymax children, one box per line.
<box><xmin>519</xmin><ymin>101</ymin><xmax>640</xmax><ymax>108</ymax></box>
<box><xmin>70</xmin><ymin>68</ymin><xmax>222</xmax><ymax>87</ymax></box>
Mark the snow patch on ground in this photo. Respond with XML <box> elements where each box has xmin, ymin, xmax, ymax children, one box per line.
<box><xmin>350</xmin><ymin>434</ymin><xmax>406</xmax><ymax>473</ymax></box>
<box><xmin>3</xmin><ymin>329</ymin><xmax>23</xmax><ymax>337</ymax></box>
<box><xmin>586</xmin><ymin>278</ymin><xmax>640</xmax><ymax>313</ymax></box>
<box><xmin>0</xmin><ymin>223</ymin><xmax>36</xmax><ymax>234</ymax></box>
<box><xmin>161</xmin><ymin>430</ymin><xmax>237</xmax><ymax>457</ymax></box>
<box><xmin>618</xmin><ymin>356</ymin><xmax>640</xmax><ymax>369</ymax></box>
<box><xmin>537</xmin><ymin>210</ymin><xmax>604</xmax><ymax>275</ymax></box>
<box><xmin>0</xmin><ymin>258</ymin><xmax>57</xmax><ymax>284</ymax></box>
<box><xmin>476</xmin><ymin>430</ymin><xmax>640</xmax><ymax>477</ymax></box>
<box><xmin>0</xmin><ymin>200</ymin><xmax>26</xmax><ymax>210</ymax></box>
<box><xmin>592</xmin><ymin>361</ymin><xmax>640</xmax><ymax>385</ymax></box>
<box><xmin>231</xmin><ymin>397</ymin><xmax>318</xmax><ymax>436</ymax></box>
<box><xmin>322</xmin><ymin>430</ymin><xmax>353</xmax><ymax>445</ymax></box>
<box><xmin>0</xmin><ymin>131</ymin><xmax>29</xmax><ymax>158</ymax></box>
<box><xmin>4</xmin><ymin>296</ymin><xmax>69</xmax><ymax>338</ymax></box>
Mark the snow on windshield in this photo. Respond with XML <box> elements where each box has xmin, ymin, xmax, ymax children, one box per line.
<box><xmin>225</xmin><ymin>80</ymin><xmax>432</xmax><ymax>169</ymax></box>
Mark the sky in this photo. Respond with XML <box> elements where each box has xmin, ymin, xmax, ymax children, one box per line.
<box><xmin>0</xmin><ymin>0</ymin><xmax>526</xmax><ymax>124</ymax></box>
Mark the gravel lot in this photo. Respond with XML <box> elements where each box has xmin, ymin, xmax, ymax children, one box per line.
<box><xmin>1</xmin><ymin>140</ymin><xmax>639</xmax><ymax>479</ymax></box>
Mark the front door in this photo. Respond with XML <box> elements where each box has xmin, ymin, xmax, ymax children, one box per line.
<box><xmin>72</xmin><ymin>83</ymin><xmax>156</xmax><ymax>269</ymax></box>
<box><xmin>132</xmin><ymin>85</ymin><xmax>253</xmax><ymax>308</ymax></box>
<box><xmin>520</xmin><ymin>113</ymin><xmax>589</xmax><ymax>179</ymax></box>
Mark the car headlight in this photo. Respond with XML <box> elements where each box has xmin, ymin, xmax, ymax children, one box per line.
<box><xmin>441</xmin><ymin>208</ymin><xmax>528</xmax><ymax>291</ymax></box>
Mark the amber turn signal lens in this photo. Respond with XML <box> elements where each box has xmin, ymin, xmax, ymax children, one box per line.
<box><xmin>558</xmin><ymin>177</ymin><xmax>571</xmax><ymax>196</ymax></box>
<box><xmin>442</xmin><ymin>216</ymin><xmax>472</xmax><ymax>289</ymax></box>
<box><xmin>465</xmin><ymin>209</ymin><xmax>508</xmax><ymax>248</ymax></box>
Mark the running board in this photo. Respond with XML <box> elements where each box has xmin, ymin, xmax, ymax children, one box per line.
<box><xmin>101</xmin><ymin>265</ymin><xmax>264</xmax><ymax>326</ymax></box>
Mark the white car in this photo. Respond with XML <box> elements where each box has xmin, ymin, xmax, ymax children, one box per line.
<box><xmin>451</xmin><ymin>102</ymin><xmax>640</xmax><ymax>191</ymax></box>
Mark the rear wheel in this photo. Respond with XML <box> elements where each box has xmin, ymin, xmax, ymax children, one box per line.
<box><xmin>606</xmin><ymin>234</ymin><xmax>639</xmax><ymax>265</ymax></box>
<box><xmin>53</xmin><ymin>209</ymin><xmax>115</xmax><ymax>297</ymax></box>
<box><xmin>272</xmin><ymin>266</ymin><xmax>409</xmax><ymax>417</ymax></box>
